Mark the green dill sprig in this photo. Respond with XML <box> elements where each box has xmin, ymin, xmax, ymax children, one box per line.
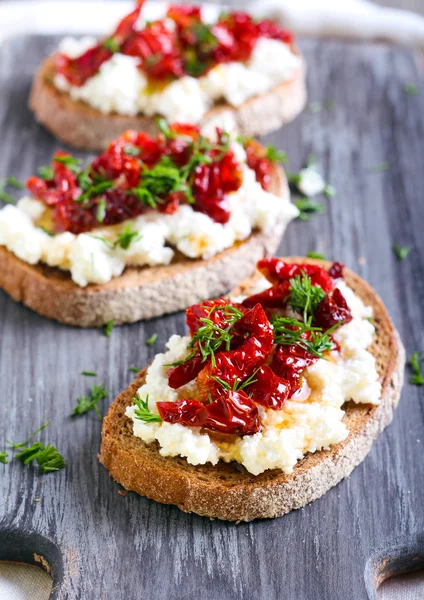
<box><xmin>6</xmin><ymin>421</ymin><xmax>65</xmax><ymax>474</ymax></box>
<box><xmin>71</xmin><ymin>384</ymin><xmax>108</xmax><ymax>419</ymax></box>
<box><xmin>404</xmin><ymin>84</ymin><xmax>419</xmax><ymax>96</ymax></box>
<box><xmin>81</xmin><ymin>370</ymin><xmax>97</xmax><ymax>377</ymax></box>
<box><xmin>272</xmin><ymin>317</ymin><xmax>340</xmax><ymax>359</ymax></box>
<box><xmin>0</xmin><ymin>175</ymin><xmax>25</xmax><ymax>204</ymax></box>
<box><xmin>129</xmin><ymin>367</ymin><xmax>140</xmax><ymax>373</ymax></box>
<box><xmin>54</xmin><ymin>154</ymin><xmax>82</xmax><ymax>174</ymax></box>
<box><xmin>104</xmin><ymin>320</ymin><xmax>114</xmax><ymax>337</ymax></box>
<box><xmin>146</xmin><ymin>333</ymin><xmax>158</xmax><ymax>346</ymax></box>
<box><xmin>37</xmin><ymin>165</ymin><xmax>54</xmax><ymax>180</ymax></box>
<box><xmin>0</xmin><ymin>451</ymin><xmax>8</xmax><ymax>464</ymax></box>
<box><xmin>133</xmin><ymin>393</ymin><xmax>162</xmax><ymax>423</ymax></box>
<box><xmin>7</xmin><ymin>420</ymin><xmax>51</xmax><ymax>449</ymax></box>
<box><xmin>368</xmin><ymin>162</ymin><xmax>390</xmax><ymax>174</ymax></box>
<box><xmin>211</xmin><ymin>368</ymin><xmax>260</xmax><ymax>393</ymax></box>
<box><xmin>409</xmin><ymin>352</ymin><xmax>424</xmax><ymax>386</ymax></box>
<box><xmin>307</xmin><ymin>251</ymin><xmax>326</xmax><ymax>260</ymax></box>
<box><xmin>288</xmin><ymin>272</ymin><xmax>326</xmax><ymax>322</ymax></box>
<box><xmin>294</xmin><ymin>198</ymin><xmax>326</xmax><ymax>221</ymax></box>
<box><xmin>188</xmin><ymin>305</ymin><xmax>245</xmax><ymax>368</ymax></box>
<box><xmin>265</xmin><ymin>145</ymin><xmax>287</xmax><ymax>163</ymax></box>
<box><xmin>115</xmin><ymin>225</ymin><xmax>142</xmax><ymax>250</ymax></box>
<box><xmin>393</xmin><ymin>245</ymin><xmax>410</xmax><ymax>261</ymax></box>
<box><xmin>103</xmin><ymin>37</ymin><xmax>120</xmax><ymax>53</ymax></box>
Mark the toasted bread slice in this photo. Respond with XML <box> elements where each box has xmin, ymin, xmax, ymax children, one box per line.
<box><xmin>0</xmin><ymin>167</ymin><xmax>288</xmax><ymax>327</ymax></box>
<box><xmin>29</xmin><ymin>53</ymin><xmax>306</xmax><ymax>151</ymax></box>
<box><xmin>99</xmin><ymin>258</ymin><xmax>405</xmax><ymax>521</ymax></box>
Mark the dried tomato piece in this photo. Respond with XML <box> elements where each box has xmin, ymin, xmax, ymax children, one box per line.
<box><xmin>114</xmin><ymin>3</ymin><xmax>144</xmax><ymax>38</ymax></box>
<box><xmin>314</xmin><ymin>288</ymin><xmax>353</xmax><ymax>330</ymax></box>
<box><xmin>192</xmin><ymin>151</ymin><xmax>243</xmax><ymax>224</ymax></box>
<box><xmin>244</xmin><ymin>140</ymin><xmax>274</xmax><ymax>190</ymax></box>
<box><xmin>157</xmin><ymin>390</ymin><xmax>261</xmax><ymax>436</ymax></box>
<box><xmin>217</xmin><ymin>12</ymin><xmax>259</xmax><ymax>62</ymax></box>
<box><xmin>157</xmin><ymin>398</ymin><xmax>204</xmax><ymax>425</ymax></box>
<box><xmin>186</xmin><ymin>298</ymin><xmax>236</xmax><ymax>335</ymax></box>
<box><xmin>328</xmin><ymin>261</ymin><xmax>345</xmax><ymax>281</ymax></box>
<box><xmin>166</xmin><ymin>5</ymin><xmax>202</xmax><ymax>28</ymax></box>
<box><xmin>271</xmin><ymin>345</ymin><xmax>318</xmax><ymax>395</ymax></box>
<box><xmin>256</xmin><ymin>19</ymin><xmax>293</xmax><ymax>45</ymax></box>
<box><xmin>197</xmin><ymin>304</ymin><xmax>274</xmax><ymax>398</ymax></box>
<box><xmin>257</xmin><ymin>258</ymin><xmax>334</xmax><ymax>293</ymax></box>
<box><xmin>167</xmin><ymin>356</ymin><xmax>205</xmax><ymax>390</ymax></box>
<box><xmin>56</xmin><ymin>44</ymin><xmax>113</xmax><ymax>87</ymax></box>
<box><xmin>245</xmin><ymin>366</ymin><xmax>290</xmax><ymax>410</ymax></box>
<box><xmin>241</xmin><ymin>281</ymin><xmax>291</xmax><ymax>309</ymax></box>
<box><xmin>122</xmin><ymin>21</ymin><xmax>184</xmax><ymax>79</ymax></box>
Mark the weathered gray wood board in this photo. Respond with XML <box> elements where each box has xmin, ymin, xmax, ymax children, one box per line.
<box><xmin>0</xmin><ymin>36</ymin><xmax>423</xmax><ymax>600</ymax></box>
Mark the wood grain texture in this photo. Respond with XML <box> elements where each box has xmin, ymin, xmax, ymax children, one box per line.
<box><xmin>0</xmin><ymin>35</ymin><xmax>423</xmax><ymax>600</ymax></box>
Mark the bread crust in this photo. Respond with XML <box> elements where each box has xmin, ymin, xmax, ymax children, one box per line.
<box><xmin>29</xmin><ymin>52</ymin><xmax>307</xmax><ymax>151</ymax></box>
<box><xmin>0</xmin><ymin>167</ymin><xmax>289</xmax><ymax>327</ymax></box>
<box><xmin>99</xmin><ymin>259</ymin><xmax>405</xmax><ymax>521</ymax></box>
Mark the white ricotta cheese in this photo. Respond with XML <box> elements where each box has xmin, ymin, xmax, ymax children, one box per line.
<box><xmin>296</xmin><ymin>166</ymin><xmax>326</xmax><ymax>197</ymax></box>
<box><xmin>125</xmin><ymin>284</ymin><xmax>382</xmax><ymax>475</ymax></box>
<box><xmin>0</xmin><ymin>156</ymin><xmax>297</xmax><ymax>287</ymax></box>
<box><xmin>54</xmin><ymin>36</ymin><xmax>301</xmax><ymax>122</ymax></box>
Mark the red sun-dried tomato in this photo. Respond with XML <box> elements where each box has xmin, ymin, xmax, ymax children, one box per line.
<box><xmin>55</xmin><ymin>45</ymin><xmax>113</xmax><ymax>87</ymax></box>
<box><xmin>256</xmin><ymin>19</ymin><xmax>293</xmax><ymax>45</ymax></box>
<box><xmin>122</xmin><ymin>21</ymin><xmax>184</xmax><ymax>79</ymax></box>
<box><xmin>271</xmin><ymin>344</ymin><xmax>318</xmax><ymax>395</ymax></box>
<box><xmin>328</xmin><ymin>261</ymin><xmax>345</xmax><ymax>280</ymax></box>
<box><xmin>257</xmin><ymin>258</ymin><xmax>334</xmax><ymax>293</ymax></box>
<box><xmin>244</xmin><ymin>140</ymin><xmax>274</xmax><ymax>190</ymax></box>
<box><xmin>242</xmin><ymin>281</ymin><xmax>291</xmax><ymax>309</ymax></box>
<box><xmin>314</xmin><ymin>288</ymin><xmax>353</xmax><ymax>330</ymax></box>
<box><xmin>244</xmin><ymin>366</ymin><xmax>290</xmax><ymax>410</ymax></box>
<box><xmin>157</xmin><ymin>390</ymin><xmax>261</xmax><ymax>436</ymax></box>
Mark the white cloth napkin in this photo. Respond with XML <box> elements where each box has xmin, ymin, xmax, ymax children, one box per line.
<box><xmin>0</xmin><ymin>0</ymin><xmax>424</xmax><ymax>50</ymax></box>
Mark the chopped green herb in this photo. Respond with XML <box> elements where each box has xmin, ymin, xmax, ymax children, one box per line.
<box><xmin>0</xmin><ymin>189</ymin><xmax>15</xmax><ymax>203</ymax></box>
<box><xmin>5</xmin><ymin>176</ymin><xmax>24</xmax><ymax>189</ymax></box>
<box><xmin>35</xmin><ymin>444</ymin><xmax>66</xmax><ymax>473</ymax></box>
<box><xmin>77</xmin><ymin>168</ymin><xmax>92</xmax><ymax>191</ymax></box>
<box><xmin>146</xmin><ymin>333</ymin><xmax>158</xmax><ymax>346</ymax></box>
<box><xmin>81</xmin><ymin>370</ymin><xmax>97</xmax><ymax>377</ymax></box>
<box><xmin>15</xmin><ymin>442</ymin><xmax>44</xmax><ymax>465</ymax></box>
<box><xmin>0</xmin><ymin>452</ymin><xmax>8</xmax><ymax>464</ymax></box>
<box><xmin>103</xmin><ymin>37</ymin><xmax>120</xmax><ymax>53</ymax></box>
<box><xmin>368</xmin><ymin>161</ymin><xmax>390</xmax><ymax>174</ymax></box>
<box><xmin>309</xmin><ymin>99</ymin><xmax>335</xmax><ymax>113</ymax></box>
<box><xmin>37</xmin><ymin>165</ymin><xmax>54</xmax><ymax>180</ymax></box>
<box><xmin>157</xmin><ymin>118</ymin><xmax>177</xmax><ymax>140</ymax></box>
<box><xmin>408</xmin><ymin>352</ymin><xmax>424</xmax><ymax>386</ymax></box>
<box><xmin>114</xmin><ymin>224</ymin><xmax>141</xmax><ymax>250</ymax></box>
<box><xmin>211</xmin><ymin>368</ymin><xmax>260</xmax><ymax>392</ymax></box>
<box><xmin>129</xmin><ymin>367</ymin><xmax>140</xmax><ymax>373</ymax></box>
<box><xmin>324</xmin><ymin>184</ymin><xmax>335</xmax><ymax>198</ymax></box>
<box><xmin>104</xmin><ymin>319</ymin><xmax>114</xmax><ymax>337</ymax></box>
<box><xmin>294</xmin><ymin>198</ymin><xmax>326</xmax><ymax>221</ymax></box>
<box><xmin>307</xmin><ymin>251</ymin><xmax>326</xmax><ymax>260</ymax></box>
<box><xmin>96</xmin><ymin>198</ymin><xmax>107</xmax><ymax>223</ymax></box>
<box><xmin>404</xmin><ymin>84</ymin><xmax>419</xmax><ymax>96</ymax></box>
<box><xmin>265</xmin><ymin>145</ymin><xmax>287</xmax><ymax>163</ymax></box>
<box><xmin>54</xmin><ymin>155</ymin><xmax>82</xmax><ymax>174</ymax></box>
<box><xmin>71</xmin><ymin>384</ymin><xmax>108</xmax><ymax>419</ymax></box>
<box><xmin>184</xmin><ymin>305</ymin><xmax>244</xmax><ymax>369</ymax></box>
<box><xmin>124</xmin><ymin>145</ymin><xmax>140</xmax><ymax>157</ymax></box>
<box><xmin>76</xmin><ymin>179</ymin><xmax>114</xmax><ymax>204</ymax></box>
<box><xmin>288</xmin><ymin>272</ymin><xmax>326</xmax><ymax>322</ymax></box>
<box><xmin>7</xmin><ymin>420</ymin><xmax>51</xmax><ymax>449</ymax></box>
<box><xmin>393</xmin><ymin>245</ymin><xmax>410</xmax><ymax>261</ymax></box>
<box><xmin>40</xmin><ymin>226</ymin><xmax>55</xmax><ymax>237</ymax></box>
<box><xmin>133</xmin><ymin>393</ymin><xmax>162</xmax><ymax>424</ymax></box>
<box><xmin>272</xmin><ymin>316</ymin><xmax>340</xmax><ymax>358</ymax></box>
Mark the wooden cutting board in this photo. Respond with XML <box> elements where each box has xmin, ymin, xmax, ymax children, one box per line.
<box><xmin>0</xmin><ymin>35</ymin><xmax>423</xmax><ymax>600</ymax></box>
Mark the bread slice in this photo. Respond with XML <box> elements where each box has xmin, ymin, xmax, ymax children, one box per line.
<box><xmin>99</xmin><ymin>258</ymin><xmax>405</xmax><ymax>521</ymax></box>
<box><xmin>29</xmin><ymin>52</ymin><xmax>307</xmax><ymax>151</ymax></box>
<box><xmin>0</xmin><ymin>167</ymin><xmax>288</xmax><ymax>327</ymax></box>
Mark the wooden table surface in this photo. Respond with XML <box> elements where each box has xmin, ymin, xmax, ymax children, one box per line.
<box><xmin>0</xmin><ymin>31</ymin><xmax>423</xmax><ymax>600</ymax></box>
